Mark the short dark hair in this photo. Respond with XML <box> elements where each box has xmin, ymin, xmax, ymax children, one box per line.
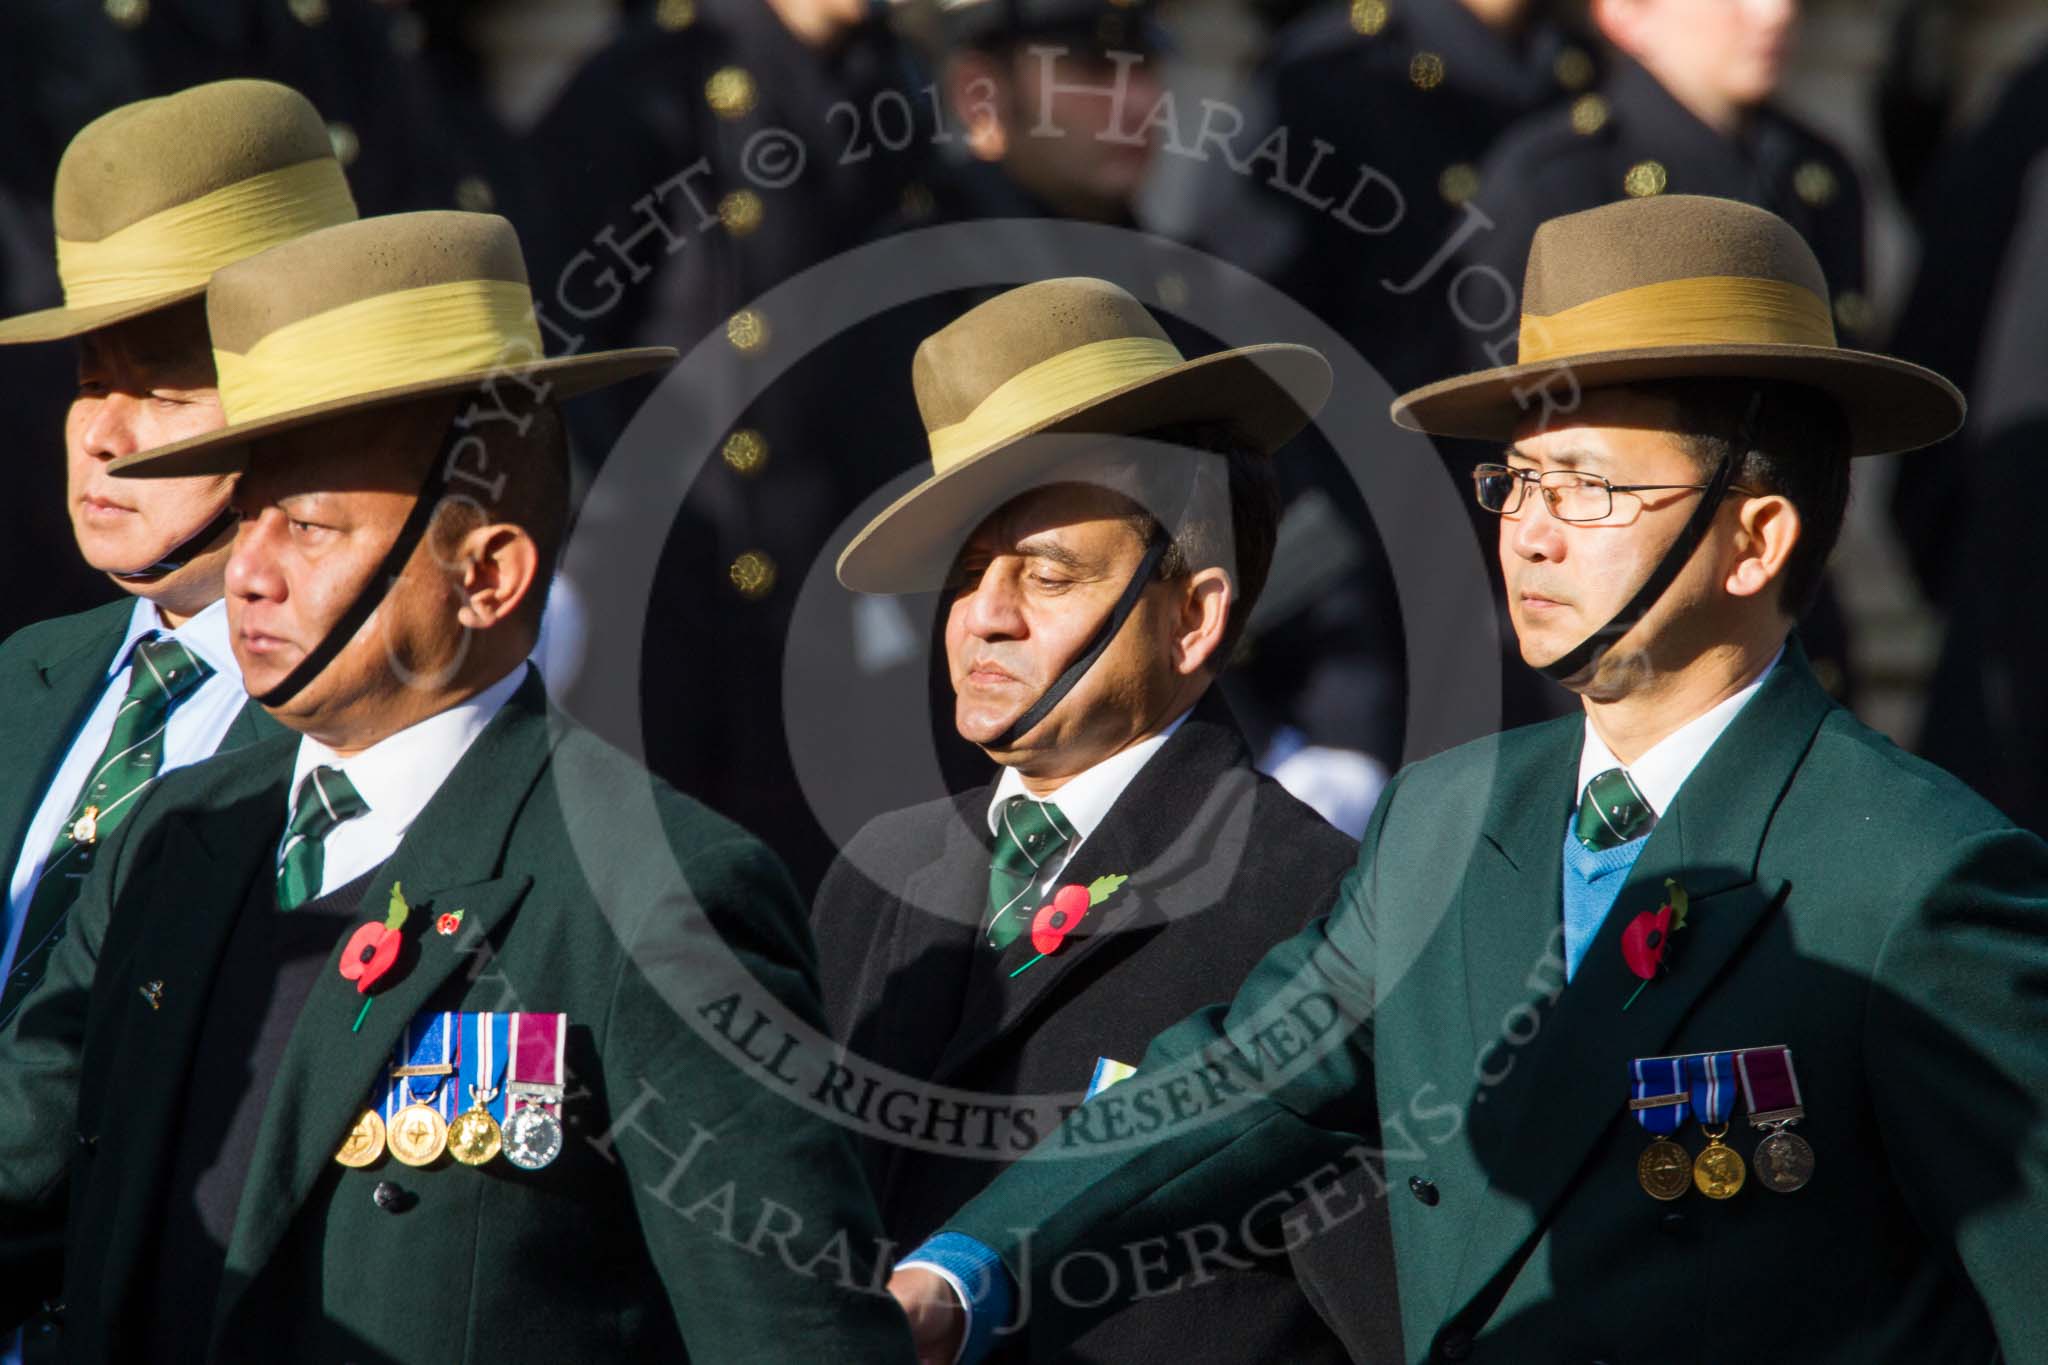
<box><xmin>1623</xmin><ymin>378</ymin><xmax>1850</xmax><ymax>618</ymax></box>
<box><xmin>427</xmin><ymin>395</ymin><xmax>570</xmax><ymax>633</ymax></box>
<box><xmin>1117</xmin><ymin>420</ymin><xmax>1282</xmax><ymax>666</ymax></box>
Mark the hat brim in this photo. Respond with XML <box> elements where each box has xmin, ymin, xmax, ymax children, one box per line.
<box><xmin>837</xmin><ymin>342</ymin><xmax>1331</xmax><ymax>594</ymax></box>
<box><xmin>108</xmin><ymin>346</ymin><xmax>679</xmax><ymax>479</ymax></box>
<box><xmin>0</xmin><ymin>284</ymin><xmax>209</xmax><ymax>346</ymax></box>
<box><xmin>1391</xmin><ymin>343</ymin><xmax>1965</xmax><ymax>458</ymax></box>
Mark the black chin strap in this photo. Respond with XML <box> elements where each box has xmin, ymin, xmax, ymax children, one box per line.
<box><xmin>109</xmin><ymin>504</ymin><xmax>239</xmax><ymax>583</ymax></box>
<box><xmin>255</xmin><ymin>423</ymin><xmax>459</xmax><ymax>709</ymax></box>
<box><xmin>1537</xmin><ymin>391</ymin><xmax>1761</xmax><ymax>685</ymax></box>
<box><xmin>989</xmin><ymin>460</ymin><xmax>1199</xmax><ymax>750</ymax></box>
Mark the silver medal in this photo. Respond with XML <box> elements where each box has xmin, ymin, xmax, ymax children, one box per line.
<box><xmin>503</xmin><ymin>1104</ymin><xmax>564</xmax><ymax>1170</ymax></box>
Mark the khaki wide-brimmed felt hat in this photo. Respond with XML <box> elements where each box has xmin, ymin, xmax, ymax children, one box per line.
<box><xmin>108</xmin><ymin>211</ymin><xmax>677</xmax><ymax>479</ymax></box>
<box><xmin>836</xmin><ymin>277</ymin><xmax>1331</xmax><ymax>594</ymax></box>
<box><xmin>1391</xmin><ymin>195</ymin><xmax>1964</xmax><ymax>458</ymax></box>
<box><xmin>0</xmin><ymin>79</ymin><xmax>359</xmax><ymax>346</ymax></box>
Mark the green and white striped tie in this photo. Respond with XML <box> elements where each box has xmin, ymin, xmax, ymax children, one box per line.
<box><xmin>986</xmin><ymin>796</ymin><xmax>1074</xmax><ymax>950</ymax></box>
<box><xmin>276</xmin><ymin>766</ymin><xmax>368</xmax><ymax>910</ymax></box>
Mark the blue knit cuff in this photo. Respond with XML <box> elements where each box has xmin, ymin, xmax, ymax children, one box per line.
<box><xmin>897</xmin><ymin>1231</ymin><xmax>1015</xmax><ymax>1364</ymax></box>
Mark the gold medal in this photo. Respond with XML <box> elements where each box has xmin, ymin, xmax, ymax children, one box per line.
<box><xmin>1752</xmin><ymin>1127</ymin><xmax>1815</xmax><ymax>1192</ymax></box>
<box><xmin>387</xmin><ymin>1101</ymin><xmax>448</xmax><ymax>1167</ymax></box>
<box><xmin>333</xmin><ymin>1108</ymin><xmax>386</xmax><ymax>1168</ymax></box>
<box><xmin>448</xmin><ymin>1099</ymin><xmax>503</xmax><ymax>1167</ymax></box>
<box><xmin>1637</xmin><ymin>1137</ymin><xmax>1692</xmax><ymax>1200</ymax></box>
<box><xmin>1692</xmin><ymin>1123</ymin><xmax>1746</xmax><ymax>1199</ymax></box>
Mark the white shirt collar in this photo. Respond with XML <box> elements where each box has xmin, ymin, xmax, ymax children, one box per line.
<box><xmin>113</xmin><ymin>595</ymin><xmax>239</xmax><ymax>685</ymax></box>
<box><xmin>288</xmin><ymin>663</ymin><xmax>529</xmax><ymax>836</ymax></box>
<box><xmin>985</xmin><ymin>707</ymin><xmax>1193</xmax><ymax>842</ymax></box>
<box><xmin>1577</xmin><ymin>646</ymin><xmax>1783</xmax><ymax>817</ymax></box>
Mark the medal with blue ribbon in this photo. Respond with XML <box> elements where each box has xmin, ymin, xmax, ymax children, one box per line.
<box><xmin>384</xmin><ymin>1012</ymin><xmax>456</xmax><ymax>1167</ymax></box>
<box><xmin>1685</xmin><ymin>1050</ymin><xmax>1746</xmax><ymax>1199</ymax></box>
<box><xmin>1629</xmin><ymin>1055</ymin><xmax>1692</xmax><ymax>1200</ymax></box>
<box><xmin>449</xmin><ymin>1012</ymin><xmax>512</xmax><ymax>1166</ymax></box>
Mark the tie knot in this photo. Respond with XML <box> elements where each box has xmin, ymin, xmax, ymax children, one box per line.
<box><xmin>288</xmin><ymin>766</ymin><xmax>368</xmax><ymax>842</ymax></box>
<box><xmin>125</xmin><ymin>633</ymin><xmax>212</xmax><ymax>706</ymax></box>
<box><xmin>1575</xmin><ymin>767</ymin><xmax>1654</xmax><ymax>851</ymax></box>
<box><xmin>1000</xmin><ymin>796</ymin><xmax>1072</xmax><ymax>853</ymax></box>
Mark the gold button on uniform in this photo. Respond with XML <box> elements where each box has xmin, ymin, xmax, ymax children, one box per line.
<box><xmin>655</xmin><ymin>0</ymin><xmax>697</xmax><ymax>30</ymax></box>
<box><xmin>104</xmin><ymin>0</ymin><xmax>148</xmax><ymax>29</ymax></box>
<box><xmin>1438</xmin><ymin>163</ymin><xmax>1479</xmax><ymax>206</ymax></box>
<box><xmin>1555</xmin><ymin>46</ymin><xmax>1595</xmax><ymax>92</ymax></box>
<box><xmin>1570</xmin><ymin>94</ymin><xmax>1609</xmax><ymax>137</ymax></box>
<box><xmin>455</xmin><ymin>176</ymin><xmax>495</xmax><ymax>212</ymax></box>
<box><xmin>1833</xmin><ymin>290</ymin><xmax>1872</xmax><ymax>336</ymax></box>
<box><xmin>1793</xmin><ymin>160</ymin><xmax>1838</xmax><ymax>208</ymax></box>
<box><xmin>722</xmin><ymin>429</ymin><xmax>769</xmax><ymax>476</ymax></box>
<box><xmin>1349</xmin><ymin>0</ymin><xmax>1389</xmax><ymax>36</ymax></box>
<box><xmin>718</xmin><ymin>190</ymin><xmax>765</xmax><ymax>237</ymax></box>
<box><xmin>706</xmin><ymin>67</ymin><xmax>758</xmax><ymax>120</ymax></box>
<box><xmin>1409</xmin><ymin>52</ymin><xmax>1446</xmax><ymax>91</ymax></box>
<box><xmin>730</xmin><ymin>552</ymin><xmax>778</xmax><ymax>600</ymax></box>
<box><xmin>327</xmin><ymin>122</ymin><xmax>360</xmax><ymax>168</ymax></box>
<box><xmin>289</xmin><ymin>0</ymin><xmax>328</xmax><ymax>26</ymax></box>
<box><xmin>727</xmin><ymin>309</ymin><xmax>769</xmax><ymax>353</ymax></box>
<box><xmin>1623</xmin><ymin>160</ymin><xmax>1668</xmax><ymax>198</ymax></box>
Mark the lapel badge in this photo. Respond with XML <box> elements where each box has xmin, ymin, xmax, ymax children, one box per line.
<box><xmin>139</xmin><ymin>979</ymin><xmax>164</xmax><ymax>1010</ymax></box>
<box><xmin>435</xmin><ymin>908</ymin><xmax>466</xmax><ymax>936</ymax></box>
<box><xmin>70</xmin><ymin>805</ymin><xmax>100</xmax><ymax>846</ymax></box>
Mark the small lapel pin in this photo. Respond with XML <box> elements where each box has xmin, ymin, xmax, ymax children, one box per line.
<box><xmin>140</xmin><ymin>980</ymin><xmax>164</xmax><ymax>1010</ymax></box>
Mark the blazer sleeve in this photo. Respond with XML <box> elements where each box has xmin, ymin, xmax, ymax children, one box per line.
<box><xmin>1866</xmin><ymin>823</ymin><xmax>2048</xmax><ymax>1364</ymax></box>
<box><xmin>598</xmin><ymin>827</ymin><xmax>916</xmax><ymax>1362</ymax></box>
<box><xmin>936</xmin><ymin>769</ymin><xmax>1406</xmax><ymax>1350</ymax></box>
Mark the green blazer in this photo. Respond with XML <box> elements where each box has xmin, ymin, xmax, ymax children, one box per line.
<box><xmin>0</xmin><ymin>674</ymin><xmax>914</xmax><ymax>1363</ymax></box>
<box><xmin>0</xmin><ymin>599</ymin><xmax>278</xmax><ymax>1023</ymax></box>
<box><xmin>938</xmin><ymin>646</ymin><xmax>2048</xmax><ymax>1363</ymax></box>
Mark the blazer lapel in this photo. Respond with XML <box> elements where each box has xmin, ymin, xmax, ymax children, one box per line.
<box><xmin>0</xmin><ymin>604</ymin><xmax>131</xmax><ymax>895</ymax></box>
<box><xmin>213</xmin><ymin>679</ymin><xmax>555</xmax><ymax>1317</ymax></box>
<box><xmin>86</xmin><ymin>748</ymin><xmax>291</xmax><ymax>1319</ymax></box>
<box><xmin>932</xmin><ymin>707</ymin><xmax>1260</xmax><ymax>1085</ymax></box>
<box><xmin>1446</xmin><ymin>648</ymin><xmax>1836</xmax><ymax>1321</ymax></box>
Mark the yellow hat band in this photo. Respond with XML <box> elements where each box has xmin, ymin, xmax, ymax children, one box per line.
<box><xmin>55</xmin><ymin>158</ymin><xmax>356</xmax><ymax>312</ymax></box>
<box><xmin>216</xmin><ymin>279</ymin><xmax>545</xmax><ymax>424</ymax></box>
<box><xmin>1518</xmin><ymin>275</ymin><xmax>1837</xmax><ymax>366</ymax></box>
<box><xmin>925</xmin><ymin>335</ymin><xmax>1186</xmax><ymax>470</ymax></box>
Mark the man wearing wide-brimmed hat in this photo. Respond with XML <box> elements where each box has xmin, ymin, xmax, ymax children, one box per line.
<box><xmin>814</xmin><ymin>276</ymin><xmax>1384</xmax><ymax>1364</ymax></box>
<box><xmin>0</xmin><ymin>211</ymin><xmax>914</xmax><ymax>1362</ymax></box>
<box><xmin>892</xmin><ymin>196</ymin><xmax>2048</xmax><ymax>1364</ymax></box>
<box><xmin>0</xmin><ymin>80</ymin><xmax>357</xmax><ymax>1067</ymax></box>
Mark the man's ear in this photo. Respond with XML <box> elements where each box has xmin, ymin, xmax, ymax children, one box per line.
<box><xmin>1724</xmin><ymin>492</ymin><xmax>1800</xmax><ymax>609</ymax></box>
<box><xmin>451</xmin><ymin>522</ymin><xmax>541</xmax><ymax>631</ymax></box>
<box><xmin>1172</xmin><ymin>566</ymin><xmax>1234</xmax><ymax>676</ymax></box>
<box><xmin>946</xmin><ymin>52</ymin><xmax>1009</xmax><ymax>162</ymax></box>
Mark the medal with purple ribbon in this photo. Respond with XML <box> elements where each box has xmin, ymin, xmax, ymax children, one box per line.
<box><xmin>1738</xmin><ymin>1045</ymin><xmax>1813</xmax><ymax>1192</ymax></box>
<box><xmin>1629</xmin><ymin>1055</ymin><xmax>1692</xmax><ymax>1200</ymax></box>
<box><xmin>1685</xmin><ymin>1051</ymin><xmax>1745</xmax><ymax>1199</ymax></box>
<box><xmin>502</xmin><ymin>1012</ymin><xmax>566</xmax><ymax>1171</ymax></box>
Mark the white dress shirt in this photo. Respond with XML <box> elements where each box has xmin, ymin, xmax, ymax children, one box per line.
<box><xmin>1576</xmin><ymin>647</ymin><xmax>1783</xmax><ymax>820</ymax></box>
<box><xmin>984</xmin><ymin>707</ymin><xmax>1191</xmax><ymax>889</ymax></box>
<box><xmin>285</xmin><ymin>664</ymin><xmax>528</xmax><ymax>899</ymax></box>
<box><xmin>1</xmin><ymin>597</ymin><xmax>248</xmax><ymax>984</ymax></box>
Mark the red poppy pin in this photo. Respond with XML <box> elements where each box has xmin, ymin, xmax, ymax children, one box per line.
<box><xmin>1621</xmin><ymin>878</ymin><xmax>1690</xmax><ymax>1010</ymax></box>
<box><xmin>436</xmin><ymin>908</ymin><xmax>465</xmax><ymax>937</ymax></box>
<box><xmin>1010</xmin><ymin>874</ymin><xmax>1129</xmax><ymax>978</ymax></box>
<box><xmin>340</xmin><ymin>882</ymin><xmax>412</xmax><ymax>1032</ymax></box>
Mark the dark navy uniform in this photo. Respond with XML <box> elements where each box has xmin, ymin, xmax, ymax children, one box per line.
<box><xmin>1465</xmin><ymin>56</ymin><xmax>1871</xmax><ymax>354</ymax></box>
<box><xmin>1242</xmin><ymin>0</ymin><xmax>1602</xmax><ymax>395</ymax></box>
